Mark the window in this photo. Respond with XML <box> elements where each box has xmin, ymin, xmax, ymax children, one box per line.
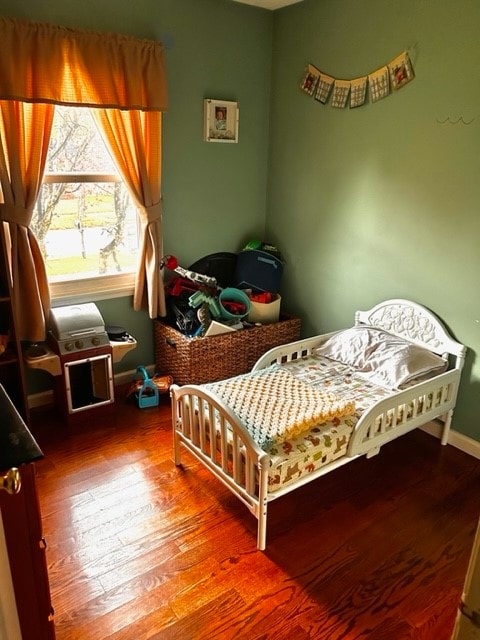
<box><xmin>32</xmin><ymin>106</ymin><xmax>139</xmax><ymax>303</ymax></box>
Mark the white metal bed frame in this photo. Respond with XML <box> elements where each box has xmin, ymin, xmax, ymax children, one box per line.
<box><xmin>171</xmin><ymin>299</ymin><xmax>466</xmax><ymax>550</ymax></box>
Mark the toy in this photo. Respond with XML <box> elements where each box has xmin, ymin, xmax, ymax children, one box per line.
<box><xmin>249</xmin><ymin>291</ymin><xmax>273</xmax><ymax>304</ymax></box>
<box><xmin>221</xmin><ymin>300</ymin><xmax>246</xmax><ymax>315</ymax></box>
<box><xmin>127</xmin><ymin>367</ymin><xmax>173</xmax><ymax>407</ymax></box>
<box><xmin>160</xmin><ymin>254</ymin><xmax>218</xmax><ymax>290</ymax></box>
<box><xmin>188</xmin><ymin>290</ymin><xmax>222</xmax><ymax>318</ymax></box>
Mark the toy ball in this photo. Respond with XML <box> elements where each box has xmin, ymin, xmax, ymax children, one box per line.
<box><xmin>160</xmin><ymin>255</ymin><xmax>178</xmax><ymax>270</ymax></box>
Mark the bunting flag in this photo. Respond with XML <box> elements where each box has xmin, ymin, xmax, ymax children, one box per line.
<box><xmin>300</xmin><ymin>51</ymin><xmax>414</xmax><ymax>109</ymax></box>
<box><xmin>388</xmin><ymin>51</ymin><xmax>414</xmax><ymax>90</ymax></box>
<box><xmin>368</xmin><ymin>66</ymin><xmax>390</xmax><ymax>103</ymax></box>
<box><xmin>350</xmin><ymin>76</ymin><xmax>367</xmax><ymax>108</ymax></box>
<box><xmin>331</xmin><ymin>79</ymin><xmax>350</xmax><ymax>108</ymax></box>
<box><xmin>315</xmin><ymin>73</ymin><xmax>335</xmax><ymax>104</ymax></box>
<box><xmin>300</xmin><ymin>64</ymin><xmax>320</xmax><ymax>96</ymax></box>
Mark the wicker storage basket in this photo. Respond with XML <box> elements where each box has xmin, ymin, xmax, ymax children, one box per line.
<box><xmin>154</xmin><ymin>316</ymin><xmax>301</xmax><ymax>385</ymax></box>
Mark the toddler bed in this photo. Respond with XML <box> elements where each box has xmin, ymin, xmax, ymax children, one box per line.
<box><xmin>170</xmin><ymin>299</ymin><xmax>466</xmax><ymax>550</ymax></box>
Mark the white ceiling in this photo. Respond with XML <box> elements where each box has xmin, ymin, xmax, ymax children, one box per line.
<box><xmin>232</xmin><ymin>0</ymin><xmax>303</xmax><ymax>9</ymax></box>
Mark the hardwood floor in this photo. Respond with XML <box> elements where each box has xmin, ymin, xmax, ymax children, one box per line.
<box><xmin>29</xmin><ymin>390</ymin><xmax>480</xmax><ymax>640</ymax></box>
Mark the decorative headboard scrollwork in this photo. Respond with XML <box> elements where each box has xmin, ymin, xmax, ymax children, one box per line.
<box><xmin>364</xmin><ymin>303</ymin><xmax>441</xmax><ymax>346</ymax></box>
<box><xmin>355</xmin><ymin>299</ymin><xmax>466</xmax><ymax>363</ymax></box>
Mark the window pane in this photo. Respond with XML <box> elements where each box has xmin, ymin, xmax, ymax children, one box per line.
<box><xmin>36</xmin><ymin>181</ymin><xmax>138</xmax><ymax>280</ymax></box>
<box><xmin>32</xmin><ymin>106</ymin><xmax>139</xmax><ymax>286</ymax></box>
<box><xmin>48</xmin><ymin>107</ymin><xmax>116</xmax><ymax>173</ymax></box>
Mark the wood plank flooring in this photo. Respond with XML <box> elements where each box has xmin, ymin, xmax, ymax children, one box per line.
<box><xmin>29</xmin><ymin>390</ymin><xmax>480</xmax><ymax>640</ymax></box>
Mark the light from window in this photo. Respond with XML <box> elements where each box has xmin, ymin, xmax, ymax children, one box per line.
<box><xmin>32</xmin><ymin>106</ymin><xmax>139</xmax><ymax>302</ymax></box>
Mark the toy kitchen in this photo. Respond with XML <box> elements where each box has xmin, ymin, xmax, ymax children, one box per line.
<box><xmin>24</xmin><ymin>303</ymin><xmax>136</xmax><ymax>423</ymax></box>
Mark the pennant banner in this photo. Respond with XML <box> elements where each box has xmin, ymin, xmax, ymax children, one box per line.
<box><xmin>388</xmin><ymin>51</ymin><xmax>414</xmax><ymax>90</ymax></box>
<box><xmin>300</xmin><ymin>51</ymin><xmax>414</xmax><ymax>109</ymax></box>
<box><xmin>315</xmin><ymin>73</ymin><xmax>334</xmax><ymax>104</ymax></box>
<box><xmin>350</xmin><ymin>76</ymin><xmax>367</xmax><ymax>108</ymax></box>
<box><xmin>368</xmin><ymin>66</ymin><xmax>390</xmax><ymax>103</ymax></box>
<box><xmin>331</xmin><ymin>79</ymin><xmax>350</xmax><ymax>108</ymax></box>
<box><xmin>301</xmin><ymin>64</ymin><xmax>320</xmax><ymax>96</ymax></box>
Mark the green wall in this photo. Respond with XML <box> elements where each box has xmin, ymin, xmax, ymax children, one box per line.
<box><xmin>268</xmin><ymin>0</ymin><xmax>480</xmax><ymax>440</ymax></box>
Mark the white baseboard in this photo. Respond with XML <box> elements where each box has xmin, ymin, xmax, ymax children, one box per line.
<box><xmin>421</xmin><ymin>422</ymin><xmax>480</xmax><ymax>460</ymax></box>
<box><xmin>27</xmin><ymin>365</ymin><xmax>156</xmax><ymax>409</ymax></box>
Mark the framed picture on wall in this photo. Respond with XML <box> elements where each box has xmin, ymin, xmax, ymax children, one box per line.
<box><xmin>204</xmin><ymin>99</ymin><xmax>239</xmax><ymax>143</ymax></box>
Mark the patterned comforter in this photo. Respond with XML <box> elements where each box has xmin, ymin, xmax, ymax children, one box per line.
<box><xmin>251</xmin><ymin>355</ymin><xmax>395</xmax><ymax>491</ymax></box>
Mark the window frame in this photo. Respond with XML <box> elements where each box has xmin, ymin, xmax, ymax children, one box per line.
<box><xmin>40</xmin><ymin>170</ymin><xmax>138</xmax><ymax>304</ymax></box>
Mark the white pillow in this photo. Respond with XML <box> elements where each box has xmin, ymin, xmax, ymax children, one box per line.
<box><xmin>314</xmin><ymin>326</ymin><xmax>388</xmax><ymax>370</ymax></box>
<box><xmin>361</xmin><ymin>338</ymin><xmax>447</xmax><ymax>388</ymax></box>
<box><xmin>314</xmin><ymin>326</ymin><xmax>447</xmax><ymax>389</ymax></box>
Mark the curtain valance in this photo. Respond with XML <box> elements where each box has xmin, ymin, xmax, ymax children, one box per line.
<box><xmin>0</xmin><ymin>17</ymin><xmax>168</xmax><ymax>111</ymax></box>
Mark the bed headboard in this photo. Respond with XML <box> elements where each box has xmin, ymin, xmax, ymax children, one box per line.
<box><xmin>355</xmin><ymin>299</ymin><xmax>466</xmax><ymax>363</ymax></box>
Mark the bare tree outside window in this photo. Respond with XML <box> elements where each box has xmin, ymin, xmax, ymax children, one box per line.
<box><xmin>32</xmin><ymin>106</ymin><xmax>139</xmax><ymax>284</ymax></box>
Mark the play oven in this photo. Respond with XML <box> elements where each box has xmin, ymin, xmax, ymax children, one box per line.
<box><xmin>48</xmin><ymin>303</ymin><xmax>114</xmax><ymax>420</ymax></box>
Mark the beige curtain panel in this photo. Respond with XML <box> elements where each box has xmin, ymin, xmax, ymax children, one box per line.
<box><xmin>92</xmin><ymin>108</ymin><xmax>165</xmax><ymax>318</ymax></box>
<box><xmin>0</xmin><ymin>17</ymin><xmax>168</xmax><ymax>341</ymax></box>
<box><xmin>0</xmin><ymin>101</ymin><xmax>54</xmax><ymax>341</ymax></box>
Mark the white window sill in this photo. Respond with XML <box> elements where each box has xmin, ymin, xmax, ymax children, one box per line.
<box><xmin>50</xmin><ymin>272</ymin><xmax>135</xmax><ymax>306</ymax></box>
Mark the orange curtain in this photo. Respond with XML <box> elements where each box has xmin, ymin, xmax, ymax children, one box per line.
<box><xmin>0</xmin><ymin>101</ymin><xmax>54</xmax><ymax>341</ymax></box>
<box><xmin>0</xmin><ymin>16</ymin><xmax>168</xmax><ymax>338</ymax></box>
<box><xmin>92</xmin><ymin>108</ymin><xmax>166</xmax><ymax>318</ymax></box>
<box><xmin>0</xmin><ymin>17</ymin><xmax>168</xmax><ymax>111</ymax></box>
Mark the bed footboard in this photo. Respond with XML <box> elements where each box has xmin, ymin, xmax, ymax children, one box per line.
<box><xmin>171</xmin><ymin>384</ymin><xmax>270</xmax><ymax>550</ymax></box>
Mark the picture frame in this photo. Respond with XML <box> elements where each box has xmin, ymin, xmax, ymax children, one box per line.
<box><xmin>204</xmin><ymin>99</ymin><xmax>239</xmax><ymax>143</ymax></box>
